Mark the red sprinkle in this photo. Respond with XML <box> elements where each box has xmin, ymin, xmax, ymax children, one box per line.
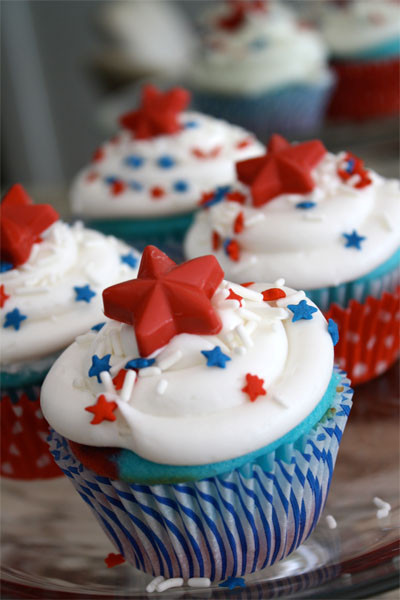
<box><xmin>0</xmin><ymin>285</ymin><xmax>9</xmax><ymax>308</ymax></box>
<box><xmin>225</xmin><ymin>239</ymin><xmax>240</xmax><ymax>262</ymax></box>
<box><xmin>262</xmin><ymin>288</ymin><xmax>286</xmax><ymax>301</ymax></box>
<box><xmin>85</xmin><ymin>395</ymin><xmax>118</xmax><ymax>425</ymax></box>
<box><xmin>113</xmin><ymin>369</ymin><xmax>128</xmax><ymax>391</ymax></box>
<box><xmin>242</xmin><ymin>373</ymin><xmax>267</xmax><ymax>402</ymax></box>
<box><xmin>199</xmin><ymin>191</ymin><xmax>215</xmax><ymax>207</ymax></box>
<box><xmin>226</xmin><ymin>191</ymin><xmax>246</xmax><ymax>204</ymax></box>
<box><xmin>92</xmin><ymin>148</ymin><xmax>104</xmax><ymax>163</ymax></box>
<box><xmin>104</xmin><ymin>553</ymin><xmax>126</xmax><ymax>568</ymax></box>
<box><xmin>191</xmin><ymin>146</ymin><xmax>222</xmax><ymax>159</ymax></box>
<box><xmin>151</xmin><ymin>186</ymin><xmax>165</xmax><ymax>199</ymax></box>
<box><xmin>236</xmin><ymin>138</ymin><xmax>253</xmax><ymax>149</ymax></box>
<box><xmin>111</xmin><ymin>180</ymin><xmax>126</xmax><ymax>196</ymax></box>
<box><xmin>227</xmin><ymin>288</ymin><xmax>243</xmax><ymax>306</ymax></box>
<box><xmin>234</xmin><ymin>211</ymin><xmax>245</xmax><ymax>234</ymax></box>
<box><xmin>212</xmin><ymin>231</ymin><xmax>221</xmax><ymax>251</ymax></box>
<box><xmin>240</xmin><ymin>281</ymin><xmax>255</xmax><ymax>288</ymax></box>
<box><xmin>86</xmin><ymin>171</ymin><xmax>99</xmax><ymax>183</ymax></box>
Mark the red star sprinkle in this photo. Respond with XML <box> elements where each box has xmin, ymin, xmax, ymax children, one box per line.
<box><xmin>85</xmin><ymin>394</ymin><xmax>118</xmax><ymax>425</ymax></box>
<box><xmin>262</xmin><ymin>288</ymin><xmax>286</xmax><ymax>301</ymax></box>
<box><xmin>199</xmin><ymin>191</ymin><xmax>215</xmax><ymax>207</ymax></box>
<box><xmin>104</xmin><ymin>553</ymin><xmax>126</xmax><ymax>568</ymax></box>
<box><xmin>103</xmin><ymin>246</ymin><xmax>224</xmax><ymax>357</ymax></box>
<box><xmin>227</xmin><ymin>288</ymin><xmax>243</xmax><ymax>306</ymax></box>
<box><xmin>1</xmin><ymin>185</ymin><xmax>59</xmax><ymax>267</ymax></box>
<box><xmin>92</xmin><ymin>148</ymin><xmax>104</xmax><ymax>163</ymax></box>
<box><xmin>0</xmin><ymin>285</ymin><xmax>10</xmax><ymax>308</ymax></box>
<box><xmin>225</xmin><ymin>239</ymin><xmax>240</xmax><ymax>262</ymax></box>
<box><xmin>111</xmin><ymin>180</ymin><xmax>126</xmax><ymax>196</ymax></box>
<box><xmin>337</xmin><ymin>151</ymin><xmax>372</xmax><ymax>189</ymax></box>
<box><xmin>151</xmin><ymin>186</ymin><xmax>165</xmax><ymax>199</ymax></box>
<box><xmin>119</xmin><ymin>85</ymin><xmax>190</xmax><ymax>140</ymax></box>
<box><xmin>226</xmin><ymin>191</ymin><xmax>247</xmax><ymax>204</ymax></box>
<box><xmin>112</xmin><ymin>369</ymin><xmax>128</xmax><ymax>391</ymax></box>
<box><xmin>236</xmin><ymin>134</ymin><xmax>326</xmax><ymax>207</ymax></box>
<box><xmin>234</xmin><ymin>211</ymin><xmax>245</xmax><ymax>234</ymax></box>
<box><xmin>212</xmin><ymin>231</ymin><xmax>221</xmax><ymax>250</ymax></box>
<box><xmin>192</xmin><ymin>146</ymin><xmax>222</xmax><ymax>159</ymax></box>
<box><xmin>242</xmin><ymin>373</ymin><xmax>267</xmax><ymax>402</ymax></box>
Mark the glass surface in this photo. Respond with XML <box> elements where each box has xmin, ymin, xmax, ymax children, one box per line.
<box><xmin>1</xmin><ymin>363</ymin><xmax>399</xmax><ymax>599</ymax></box>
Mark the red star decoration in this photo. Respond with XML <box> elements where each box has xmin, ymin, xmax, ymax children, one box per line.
<box><xmin>103</xmin><ymin>246</ymin><xmax>224</xmax><ymax>357</ymax></box>
<box><xmin>236</xmin><ymin>134</ymin><xmax>326</xmax><ymax>207</ymax></box>
<box><xmin>212</xmin><ymin>231</ymin><xmax>221</xmax><ymax>250</ymax></box>
<box><xmin>85</xmin><ymin>394</ymin><xmax>118</xmax><ymax>425</ymax></box>
<box><xmin>234</xmin><ymin>211</ymin><xmax>245</xmax><ymax>234</ymax></box>
<box><xmin>104</xmin><ymin>553</ymin><xmax>126</xmax><ymax>568</ymax></box>
<box><xmin>262</xmin><ymin>288</ymin><xmax>286</xmax><ymax>301</ymax></box>
<box><xmin>112</xmin><ymin>369</ymin><xmax>127</xmax><ymax>391</ymax></box>
<box><xmin>242</xmin><ymin>373</ymin><xmax>267</xmax><ymax>402</ymax></box>
<box><xmin>0</xmin><ymin>285</ymin><xmax>10</xmax><ymax>308</ymax></box>
<box><xmin>227</xmin><ymin>288</ymin><xmax>243</xmax><ymax>306</ymax></box>
<box><xmin>1</xmin><ymin>184</ymin><xmax>59</xmax><ymax>267</ymax></box>
<box><xmin>119</xmin><ymin>85</ymin><xmax>190</xmax><ymax>140</ymax></box>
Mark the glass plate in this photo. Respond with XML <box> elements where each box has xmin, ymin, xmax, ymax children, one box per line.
<box><xmin>1</xmin><ymin>364</ymin><xmax>399</xmax><ymax>599</ymax></box>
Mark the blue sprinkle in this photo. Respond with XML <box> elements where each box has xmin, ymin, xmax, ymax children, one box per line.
<box><xmin>120</xmin><ymin>253</ymin><xmax>138</xmax><ymax>268</ymax></box>
<box><xmin>124</xmin><ymin>155</ymin><xmax>145</xmax><ymax>169</ymax></box>
<box><xmin>3</xmin><ymin>308</ymin><xmax>27</xmax><ymax>331</ymax></box>
<box><xmin>328</xmin><ymin>318</ymin><xmax>339</xmax><ymax>346</ymax></box>
<box><xmin>74</xmin><ymin>284</ymin><xmax>96</xmax><ymax>303</ymax></box>
<box><xmin>129</xmin><ymin>180</ymin><xmax>143</xmax><ymax>191</ymax></box>
<box><xmin>88</xmin><ymin>354</ymin><xmax>112</xmax><ymax>383</ymax></box>
<box><xmin>287</xmin><ymin>300</ymin><xmax>318</xmax><ymax>323</ymax></box>
<box><xmin>0</xmin><ymin>261</ymin><xmax>13</xmax><ymax>273</ymax></box>
<box><xmin>345</xmin><ymin>158</ymin><xmax>355</xmax><ymax>174</ymax></box>
<box><xmin>249</xmin><ymin>36</ymin><xmax>268</xmax><ymax>51</ymax></box>
<box><xmin>173</xmin><ymin>180</ymin><xmax>189</xmax><ymax>193</ymax></box>
<box><xmin>157</xmin><ymin>155</ymin><xmax>175</xmax><ymax>169</ymax></box>
<box><xmin>184</xmin><ymin>121</ymin><xmax>199</xmax><ymax>129</ymax></box>
<box><xmin>91</xmin><ymin>322</ymin><xmax>105</xmax><ymax>332</ymax></box>
<box><xmin>201</xmin><ymin>346</ymin><xmax>231</xmax><ymax>369</ymax></box>
<box><xmin>203</xmin><ymin>185</ymin><xmax>231</xmax><ymax>208</ymax></box>
<box><xmin>342</xmin><ymin>230</ymin><xmax>366</xmax><ymax>250</ymax></box>
<box><xmin>125</xmin><ymin>357</ymin><xmax>155</xmax><ymax>370</ymax></box>
<box><xmin>219</xmin><ymin>577</ymin><xmax>246</xmax><ymax>590</ymax></box>
<box><xmin>296</xmin><ymin>201</ymin><xmax>316</xmax><ymax>210</ymax></box>
<box><xmin>104</xmin><ymin>176</ymin><xmax>118</xmax><ymax>184</ymax></box>
<box><xmin>317</xmin><ymin>433</ymin><xmax>326</xmax><ymax>441</ymax></box>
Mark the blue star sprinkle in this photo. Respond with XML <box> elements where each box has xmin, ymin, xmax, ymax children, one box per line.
<box><xmin>88</xmin><ymin>354</ymin><xmax>112</xmax><ymax>382</ymax></box>
<box><xmin>124</xmin><ymin>155</ymin><xmax>145</xmax><ymax>169</ymax></box>
<box><xmin>120</xmin><ymin>253</ymin><xmax>138</xmax><ymax>268</ymax></box>
<box><xmin>201</xmin><ymin>346</ymin><xmax>231</xmax><ymax>368</ymax></box>
<box><xmin>74</xmin><ymin>284</ymin><xmax>96</xmax><ymax>303</ymax></box>
<box><xmin>91</xmin><ymin>322</ymin><xmax>105</xmax><ymax>332</ymax></box>
<box><xmin>157</xmin><ymin>155</ymin><xmax>175</xmax><ymax>169</ymax></box>
<box><xmin>342</xmin><ymin>230</ymin><xmax>366</xmax><ymax>250</ymax></box>
<box><xmin>328</xmin><ymin>318</ymin><xmax>339</xmax><ymax>346</ymax></box>
<box><xmin>104</xmin><ymin>175</ymin><xmax>118</xmax><ymax>184</ymax></box>
<box><xmin>3</xmin><ymin>308</ymin><xmax>27</xmax><ymax>330</ymax></box>
<box><xmin>125</xmin><ymin>357</ymin><xmax>155</xmax><ymax>370</ymax></box>
<box><xmin>287</xmin><ymin>300</ymin><xmax>318</xmax><ymax>322</ymax></box>
<box><xmin>184</xmin><ymin>120</ymin><xmax>198</xmax><ymax>129</ymax></box>
<box><xmin>0</xmin><ymin>261</ymin><xmax>13</xmax><ymax>273</ymax></box>
<box><xmin>130</xmin><ymin>180</ymin><xmax>143</xmax><ymax>191</ymax></box>
<box><xmin>296</xmin><ymin>201</ymin><xmax>316</xmax><ymax>210</ymax></box>
<box><xmin>219</xmin><ymin>577</ymin><xmax>246</xmax><ymax>590</ymax></box>
<box><xmin>203</xmin><ymin>185</ymin><xmax>231</xmax><ymax>208</ymax></box>
<box><xmin>173</xmin><ymin>180</ymin><xmax>189</xmax><ymax>193</ymax></box>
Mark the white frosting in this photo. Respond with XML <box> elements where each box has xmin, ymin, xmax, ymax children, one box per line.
<box><xmin>190</xmin><ymin>1</ymin><xmax>331</xmax><ymax>95</ymax></box>
<box><xmin>41</xmin><ymin>280</ymin><xmax>334</xmax><ymax>466</ymax></box>
<box><xmin>71</xmin><ymin>111</ymin><xmax>264</xmax><ymax>218</ymax></box>
<box><xmin>184</xmin><ymin>152</ymin><xmax>400</xmax><ymax>290</ymax></box>
<box><xmin>321</xmin><ymin>1</ymin><xmax>400</xmax><ymax>58</ymax></box>
<box><xmin>0</xmin><ymin>221</ymin><xmax>140</xmax><ymax>369</ymax></box>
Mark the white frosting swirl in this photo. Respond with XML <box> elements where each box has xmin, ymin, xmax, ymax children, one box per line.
<box><xmin>41</xmin><ymin>280</ymin><xmax>333</xmax><ymax>466</ymax></box>
<box><xmin>0</xmin><ymin>221</ymin><xmax>140</xmax><ymax>370</ymax></box>
<box><xmin>71</xmin><ymin>111</ymin><xmax>263</xmax><ymax>218</ymax></box>
<box><xmin>184</xmin><ymin>152</ymin><xmax>400</xmax><ymax>290</ymax></box>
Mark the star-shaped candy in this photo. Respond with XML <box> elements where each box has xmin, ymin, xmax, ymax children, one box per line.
<box><xmin>0</xmin><ymin>284</ymin><xmax>10</xmax><ymax>308</ymax></box>
<box><xmin>119</xmin><ymin>85</ymin><xmax>190</xmax><ymax>140</ymax></box>
<box><xmin>120</xmin><ymin>253</ymin><xmax>138</xmax><ymax>268</ymax></box>
<box><xmin>125</xmin><ymin>357</ymin><xmax>155</xmax><ymax>370</ymax></box>
<box><xmin>328</xmin><ymin>318</ymin><xmax>339</xmax><ymax>346</ymax></box>
<box><xmin>3</xmin><ymin>308</ymin><xmax>27</xmax><ymax>331</ymax></box>
<box><xmin>104</xmin><ymin>553</ymin><xmax>125</xmax><ymax>568</ymax></box>
<box><xmin>342</xmin><ymin>230</ymin><xmax>366</xmax><ymax>250</ymax></box>
<box><xmin>242</xmin><ymin>373</ymin><xmax>266</xmax><ymax>402</ymax></box>
<box><xmin>236</xmin><ymin>134</ymin><xmax>326</xmax><ymax>207</ymax></box>
<box><xmin>85</xmin><ymin>394</ymin><xmax>118</xmax><ymax>425</ymax></box>
<box><xmin>201</xmin><ymin>345</ymin><xmax>231</xmax><ymax>368</ymax></box>
<box><xmin>1</xmin><ymin>184</ymin><xmax>59</xmax><ymax>267</ymax></box>
<box><xmin>74</xmin><ymin>284</ymin><xmax>96</xmax><ymax>303</ymax></box>
<box><xmin>287</xmin><ymin>299</ymin><xmax>318</xmax><ymax>322</ymax></box>
<box><xmin>88</xmin><ymin>354</ymin><xmax>112</xmax><ymax>383</ymax></box>
<box><xmin>227</xmin><ymin>288</ymin><xmax>243</xmax><ymax>305</ymax></box>
<box><xmin>103</xmin><ymin>246</ymin><xmax>223</xmax><ymax>357</ymax></box>
<box><xmin>219</xmin><ymin>576</ymin><xmax>246</xmax><ymax>590</ymax></box>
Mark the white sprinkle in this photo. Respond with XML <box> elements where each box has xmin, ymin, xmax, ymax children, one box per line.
<box><xmin>234</xmin><ymin>346</ymin><xmax>247</xmax><ymax>355</ymax></box>
<box><xmin>156</xmin><ymin>578</ymin><xmax>184</xmax><ymax>592</ymax></box>
<box><xmin>325</xmin><ymin>515</ymin><xmax>337</xmax><ymax>529</ymax></box>
<box><xmin>139</xmin><ymin>366</ymin><xmax>162</xmax><ymax>378</ymax></box>
<box><xmin>347</xmin><ymin>173</ymin><xmax>361</xmax><ymax>187</ymax></box>
<box><xmin>83</xmin><ymin>239</ymin><xmax>105</xmax><ymax>247</ymax></box>
<box><xmin>245</xmin><ymin>213</ymin><xmax>265</xmax><ymax>227</ymax></box>
<box><xmin>245</xmin><ymin>320</ymin><xmax>258</xmax><ymax>335</ymax></box>
<box><xmin>274</xmin><ymin>278</ymin><xmax>285</xmax><ymax>287</ymax></box>
<box><xmin>271</xmin><ymin>393</ymin><xmax>288</xmax><ymax>408</ymax></box>
<box><xmin>14</xmin><ymin>286</ymin><xmax>49</xmax><ymax>295</ymax></box>
<box><xmin>213</xmin><ymin>288</ymin><xmax>230</xmax><ymax>305</ymax></box>
<box><xmin>239</xmin><ymin>308</ymin><xmax>261</xmax><ymax>322</ymax></box>
<box><xmin>303</xmin><ymin>212</ymin><xmax>326</xmax><ymax>222</ymax></box>
<box><xmin>157</xmin><ymin>350</ymin><xmax>182</xmax><ymax>371</ymax></box>
<box><xmin>146</xmin><ymin>576</ymin><xmax>164</xmax><ymax>593</ymax></box>
<box><xmin>100</xmin><ymin>371</ymin><xmax>115</xmax><ymax>394</ymax></box>
<box><xmin>223</xmin><ymin>299</ymin><xmax>242</xmax><ymax>310</ymax></box>
<box><xmin>382</xmin><ymin>211</ymin><xmax>395</xmax><ymax>232</ymax></box>
<box><xmin>230</xmin><ymin>283</ymin><xmax>263</xmax><ymax>302</ymax></box>
<box><xmin>157</xmin><ymin>379</ymin><xmax>168</xmax><ymax>395</ymax></box>
<box><xmin>276</xmin><ymin>290</ymin><xmax>306</xmax><ymax>307</ymax></box>
<box><xmin>236</xmin><ymin>324</ymin><xmax>253</xmax><ymax>348</ymax></box>
<box><xmin>373</xmin><ymin>497</ymin><xmax>391</xmax><ymax>512</ymax></box>
<box><xmin>111</xmin><ymin>330</ymin><xmax>123</xmax><ymax>356</ymax></box>
<box><xmin>377</xmin><ymin>508</ymin><xmax>390</xmax><ymax>519</ymax></box>
<box><xmin>120</xmin><ymin>370</ymin><xmax>136</xmax><ymax>402</ymax></box>
<box><xmin>188</xmin><ymin>577</ymin><xmax>211</xmax><ymax>588</ymax></box>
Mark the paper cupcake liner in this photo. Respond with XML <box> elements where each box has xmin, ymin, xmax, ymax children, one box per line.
<box><xmin>326</xmin><ymin>287</ymin><xmax>400</xmax><ymax>386</ymax></box>
<box><xmin>47</xmin><ymin>369</ymin><xmax>352</xmax><ymax>581</ymax></box>
<box><xmin>328</xmin><ymin>57</ymin><xmax>400</xmax><ymax>121</ymax></box>
<box><xmin>1</xmin><ymin>385</ymin><xmax>62</xmax><ymax>479</ymax></box>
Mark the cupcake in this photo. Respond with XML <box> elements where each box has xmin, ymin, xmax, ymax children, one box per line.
<box><xmin>0</xmin><ymin>184</ymin><xmax>140</xmax><ymax>479</ymax></box>
<box><xmin>321</xmin><ymin>0</ymin><xmax>400</xmax><ymax>121</ymax></box>
<box><xmin>189</xmin><ymin>0</ymin><xmax>334</xmax><ymax>140</ymax></box>
<box><xmin>184</xmin><ymin>134</ymin><xmax>400</xmax><ymax>385</ymax></box>
<box><xmin>41</xmin><ymin>245</ymin><xmax>352</xmax><ymax>584</ymax></box>
<box><xmin>71</xmin><ymin>84</ymin><xmax>263</xmax><ymax>254</ymax></box>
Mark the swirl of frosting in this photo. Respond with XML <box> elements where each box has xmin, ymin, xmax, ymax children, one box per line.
<box><xmin>41</xmin><ymin>277</ymin><xmax>334</xmax><ymax>466</ymax></box>
<box><xmin>0</xmin><ymin>221</ymin><xmax>140</xmax><ymax>370</ymax></box>
<box><xmin>71</xmin><ymin>111</ymin><xmax>263</xmax><ymax>218</ymax></box>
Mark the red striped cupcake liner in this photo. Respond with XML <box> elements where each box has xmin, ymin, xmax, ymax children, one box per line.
<box><xmin>1</xmin><ymin>385</ymin><xmax>62</xmax><ymax>479</ymax></box>
<box><xmin>326</xmin><ymin>286</ymin><xmax>400</xmax><ymax>386</ymax></box>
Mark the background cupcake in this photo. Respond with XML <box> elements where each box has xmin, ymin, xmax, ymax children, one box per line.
<box><xmin>184</xmin><ymin>134</ymin><xmax>400</xmax><ymax>385</ymax></box>
<box><xmin>188</xmin><ymin>0</ymin><xmax>334</xmax><ymax>141</ymax></box>
<box><xmin>1</xmin><ymin>184</ymin><xmax>140</xmax><ymax>479</ymax></box>
<box><xmin>42</xmin><ymin>245</ymin><xmax>352</xmax><ymax>584</ymax></box>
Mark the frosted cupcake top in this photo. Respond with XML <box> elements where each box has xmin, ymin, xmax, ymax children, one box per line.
<box><xmin>184</xmin><ymin>134</ymin><xmax>400</xmax><ymax>290</ymax></box>
<box><xmin>190</xmin><ymin>0</ymin><xmax>330</xmax><ymax>95</ymax></box>
<box><xmin>0</xmin><ymin>185</ymin><xmax>140</xmax><ymax>370</ymax></box>
<box><xmin>71</xmin><ymin>85</ymin><xmax>263</xmax><ymax>218</ymax></box>
<box><xmin>41</xmin><ymin>245</ymin><xmax>335</xmax><ymax>466</ymax></box>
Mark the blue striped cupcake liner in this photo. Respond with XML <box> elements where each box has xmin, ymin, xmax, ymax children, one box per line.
<box><xmin>47</xmin><ymin>368</ymin><xmax>352</xmax><ymax>581</ymax></box>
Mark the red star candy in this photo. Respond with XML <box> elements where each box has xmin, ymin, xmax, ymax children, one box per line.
<box><xmin>212</xmin><ymin>231</ymin><xmax>221</xmax><ymax>250</ymax></box>
<box><xmin>234</xmin><ymin>211</ymin><xmax>245</xmax><ymax>234</ymax></box>
<box><xmin>227</xmin><ymin>288</ymin><xmax>243</xmax><ymax>306</ymax></box>
<box><xmin>262</xmin><ymin>288</ymin><xmax>286</xmax><ymax>301</ymax></box>
<box><xmin>111</xmin><ymin>180</ymin><xmax>126</xmax><ymax>196</ymax></box>
<box><xmin>85</xmin><ymin>394</ymin><xmax>118</xmax><ymax>425</ymax></box>
<box><xmin>103</xmin><ymin>246</ymin><xmax>224</xmax><ymax>357</ymax></box>
<box><xmin>119</xmin><ymin>85</ymin><xmax>190</xmax><ymax>140</ymax></box>
<box><xmin>1</xmin><ymin>185</ymin><xmax>59</xmax><ymax>267</ymax></box>
<box><xmin>242</xmin><ymin>373</ymin><xmax>267</xmax><ymax>402</ymax></box>
<box><xmin>104</xmin><ymin>553</ymin><xmax>126</xmax><ymax>568</ymax></box>
<box><xmin>0</xmin><ymin>285</ymin><xmax>10</xmax><ymax>308</ymax></box>
<box><xmin>236</xmin><ymin>134</ymin><xmax>326</xmax><ymax>207</ymax></box>
<box><xmin>150</xmin><ymin>186</ymin><xmax>165</xmax><ymax>199</ymax></box>
<box><xmin>112</xmin><ymin>369</ymin><xmax>128</xmax><ymax>391</ymax></box>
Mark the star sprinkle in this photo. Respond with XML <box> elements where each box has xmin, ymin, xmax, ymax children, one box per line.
<box><xmin>110</xmin><ymin>180</ymin><xmax>126</xmax><ymax>196</ymax></box>
<box><xmin>88</xmin><ymin>354</ymin><xmax>112</xmax><ymax>383</ymax></box>
<box><xmin>3</xmin><ymin>308</ymin><xmax>27</xmax><ymax>330</ymax></box>
<box><xmin>287</xmin><ymin>300</ymin><xmax>317</xmax><ymax>322</ymax></box>
<box><xmin>337</xmin><ymin>151</ymin><xmax>372</xmax><ymax>189</ymax></box>
<box><xmin>234</xmin><ymin>211</ymin><xmax>245</xmax><ymax>234</ymax></box>
<box><xmin>104</xmin><ymin>553</ymin><xmax>125</xmax><ymax>568</ymax></box>
<box><xmin>223</xmin><ymin>238</ymin><xmax>240</xmax><ymax>262</ymax></box>
<box><xmin>85</xmin><ymin>394</ymin><xmax>118</xmax><ymax>425</ymax></box>
<box><xmin>91</xmin><ymin>322</ymin><xmax>105</xmax><ymax>332</ymax></box>
<box><xmin>120</xmin><ymin>253</ymin><xmax>138</xmax><ymax>268</ymax></box>
<box><xmin>124</xmin><ymin>155</ymin><xmax>145</xmax><ymax>169</ymax></box>
<box><xmin>119</xmin><ymin>85</ymin><xmax>190</xmax><ymax>139</ymax></box>
<box><xmin>125</xmin><ymin>358</ymin><xmax>155</xmax><ymax>370</ymax></box>
<box><xmin>212</xmin><ymin>231</ymin><xmax>221</xmax><ymax>251</ymax></box>
<box><xmin>0</xmin><ymin>261</ymin><xmax>13</xmax><ymax>273</ymax></box>
<box><xmin>1</xmin><ymin>184</ymin><xmax>59</xmax><ymax>267</ymax></box>
<box><xmin>150</xmin><ymin>186</ymin><xmax>165</xmax><ymax>199</ymax></box>
<box><xmin>103</xmin><ymin>246</ymin><xmax>224</xmax><ymax>357</ymax></box>
<box><xmin>236</xmin><ymin>134</ymin><xmax>326</xmax><ymax>207</ymax></box>
<box><xmin>227</xmin><ymin>288</ymin><xmax>243</xmax><ymax>305</ymax></box>
<box><xmin>173</xmin><ymin>180</ymin><xmax>189</xmax><ymax>193</ymax></box>
<box><xmin>201</xmin><ymin>346</ymin><xmax>231</xmax><ymax>368</ymax></box>
<box><xmin>262</xmin><ymin>288</ymin><xmax>286</xmax><ymax>301</ymax></box>
<box><xmin>74</xmin><ymin>284</ymin><xmax>96</xmax><ymax>303</ymax></box>
<box><xmin>0</xmin><ymin>285</ymin><xmax>10</xmax><ymax>308</ymax></box>
<box><xmin>242</xmin><ymin>373</ymin><xmax>267</xmax><ymax>402</ymax></box>
<box><xmin>296</xmin><ymin>201</ymin><xmax>316</xmax><ymax>210</ymax></box>
<box><xmin>198</xmin><ymin>186</ymin><xmax>231</xmax><ymax>208</ymax></box>
<box><xmin>219</xmin><ymin>576</ymin><xmax>246</xmax><ymax>590</ymax></box>
<box><xmin>226</xmin><ymin>190</ymin><xmax>246</xmax><ymax>204</ymax></box>
<box><xmin>113</xmin><ymin>369</ymin><xmax>127</xmax><ymax>390</ymax></box>
<box><xmin>328</xmin><ymin>319</ymin><xmax>339</xmax><ymax>346</ymax></box>
<box><xmin>342</xmin><ymin>230</ymin><xmax>366</xmax><ymax>250</ymax></box>
<box><xmin>157</xmin><ymin>155</ymin><xmax>175</xmax><ymax>169</ymax></box>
